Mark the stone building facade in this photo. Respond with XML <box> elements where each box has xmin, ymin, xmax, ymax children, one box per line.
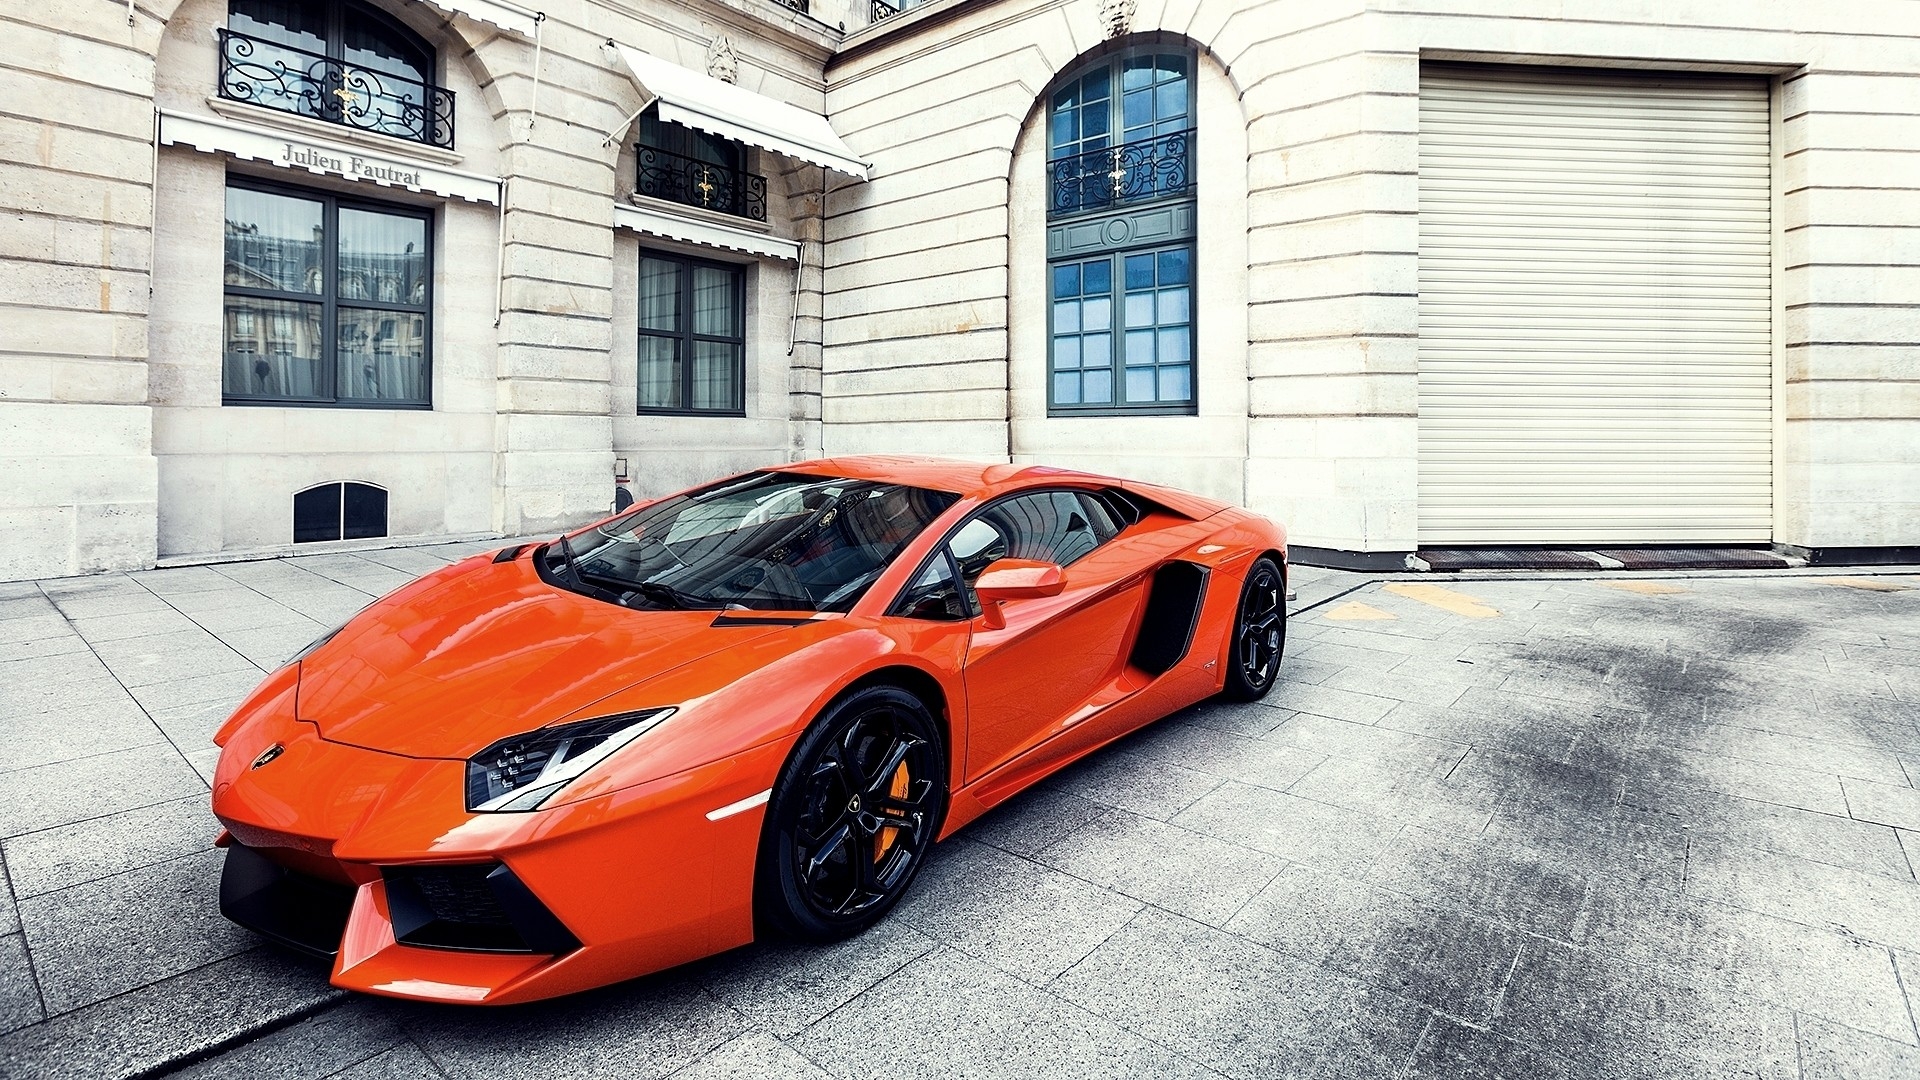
<box><xmin>4</xmin><ymin>0</ymin><xmax>1918</xmax><ymax>580</ymax></box>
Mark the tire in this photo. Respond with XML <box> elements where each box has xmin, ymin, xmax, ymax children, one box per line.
<box><xmin>1222</xmin><ymin>556</ymin><xmax>1285</xmax><ymax>701</ymax></box>
<box><xmin>755</xmin><ymin>684</ymin><xmax>947</xmax><ymax>942</ymax></box>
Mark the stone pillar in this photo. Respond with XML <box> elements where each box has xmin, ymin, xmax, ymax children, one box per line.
<box><xmin>1239</xmin><ymin>20</ymin><xmax>1420</xmax><ymax>565</ymax></box>
<box><xmin>486</xmin><ymin>27</ymin><xmax>620</xmax><ymax>537</ymax></box>
<box><xmin>0</xmin><ymin>6</ymin><xmax>164</xmax><ymax>579</ymax></box>
<box><xmin>1775</xmin><ymin>71</ymin><xmax>1920</xmax><ymax>555</ymax></box>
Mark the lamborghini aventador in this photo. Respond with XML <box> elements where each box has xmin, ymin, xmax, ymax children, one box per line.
<box><xmin>210</xmin><ymin>456</ymin><xmax>1288</xmax><ymax>1003</ymax></box>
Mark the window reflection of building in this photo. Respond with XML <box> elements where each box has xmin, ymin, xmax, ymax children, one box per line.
<box><xmin>222</xmin><ymin>180</ymin><xmax>431</xmax><ymax>406</ymax></box>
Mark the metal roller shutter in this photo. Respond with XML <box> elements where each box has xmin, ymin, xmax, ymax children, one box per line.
<box><xmin>1417</xmin><ymin>64</ymin><xmax>1772</xmax><ymax>545</ymax></box>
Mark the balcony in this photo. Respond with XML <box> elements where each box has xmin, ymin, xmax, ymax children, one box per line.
<box><xmin>1048</xmin><ymin>128</ymin><xmax>1195</xmax><ymax>218</ymax></box>
<box><xmin>636</xmin><ymin>147</ymin><xmax>768</xmax><ymax>223</ymax></box>
<box><xmin>217</xmin><ymin>27</ymin><xmax>455</xmax><ymax>150</ymax></box>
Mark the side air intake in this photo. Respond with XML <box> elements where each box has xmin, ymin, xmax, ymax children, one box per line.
<box><xmin>1129</xmin><ymin>561</ymin><xmax>1209</xmax><ymax>676</ymax></box>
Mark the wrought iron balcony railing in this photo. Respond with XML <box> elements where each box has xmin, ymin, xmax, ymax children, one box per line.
<box><xmin>1049</xmin><ymin>128</ymin><xmax>1195</xmax><ymax>218</ymax></box>
<box><xmin>217</xmin><ymin>28</ymin><xmax>455</xmax><ymax>150</ymax></box>
<box><xmin>869</xmin><ymin>0</ymin><xmax>901</xmax><ymax>24</ymax></box>
<box><xmin>636</xmin><ymin>146</ymin><xmax>768</xmax><ymax>223</ymax></box>
<box><xmin>773</xmin><ymin>0</ymin><xmax>809</xmax><ymax>12</ymax></box>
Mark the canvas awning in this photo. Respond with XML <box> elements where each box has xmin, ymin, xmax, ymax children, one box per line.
<box><xmin>413</xmin><ymin>0</ymin><xmax>540</xmax><ymax>37</ymax></box>
<box><xmin>158</xmin><ymin>109</ymin><xmax>501</xmax><ymax>204</ymax></box>
<box><xmin>611</xmin><ymin>43</ymin><xmax>869</xmax><ymax>180</ymax></box>
<box><xmin>614</xmin><ymin>204</ymin><xmax>800</xmax><ymax>262</ymax></box>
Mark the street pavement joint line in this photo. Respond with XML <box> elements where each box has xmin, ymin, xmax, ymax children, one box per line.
<box><xmin>212</xmin><ymin>555</ymin><xmax>379</xmax><ymax>600</ymax></box>
<box><xmin>1323</xmin><ymin>600</ymin><xmax>1397</xmax><ymax>622</ymax></box>
<box><xmin>132</xmin><ymin>990</ymin><xmax>352</xmax><ymax>1080</ymax></box>
<box><xmin>1793</xmin><ymin>1012</ymin><xmax>1805</xmax><ymax>1078</ymax></box>
<box><xmin>0</xmin><ymin>838</ymin><xmax>51</xmax><ymax>1023</ymax></box>
<box><xmin>30</xmin><ymin>582</ymin><xmax>211</xmax><ymax>796</ymax></box>
<box><xmin>1382</xmin><ymin>582</ymin><xmax>1501</xmax><ymax>618</ymax></box>
<box><xmin>1484</xmin><ymin>943</ymin><xmax>1525</xmax><ymax>1024</ymax></box>
<box><xmin>1821</xmin><ymin>577</ymin><xmax>1912</xmax><ymax>592</ymax></box>
<box><xmin>1893</xmin><ymin>946</ymin><xmax>1920</xmax><ymax>1048</ymax></box>
<box><xmin>124</xmin><ymin>573</ymin><xmax>275</xmax><ymax>676</ymax></box>
<box><xmin>1288</xmin><ymin>579</ymin><xmax>1379</xmax><ymax>617</ymax></box>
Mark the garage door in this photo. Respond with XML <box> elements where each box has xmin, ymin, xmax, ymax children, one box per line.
<box><xmin>1417</xmin><ymin>64</ymin><xmax>1772</xmax><ymax>545</ymax></box>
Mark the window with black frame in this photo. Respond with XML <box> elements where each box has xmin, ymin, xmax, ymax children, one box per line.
<box><xmin>637</xmin><ymin>252</ymin><xmax>746</xmax><ymax>415</ymax></box>
<box><xmin>223</xmin><ymin>179</ymin><xmax>431</xmax><ymax>407</ymax></box>
<box><xmin>1046</xmin><ymin>50</ymin><xmax>1196</xmax><ymax>415</ymax></box>
<box><xmin>220</xmin><ymin>0</ymin><xmax>453</xmax><ymax>148</ymax></box>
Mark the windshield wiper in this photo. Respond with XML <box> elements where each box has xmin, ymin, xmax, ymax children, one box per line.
<box><xmin>629</xmin><ymin>580</ymin><xmax>715</xmax><ymax>610</ymax></box>
<box><xmin>555</xmin><ymin>534</ymin><xmax>585</xmax><ymax>589</ymax></box>
<box><xmin>544</xmin><ymin>536</ymin><xmax>624</xmax><ymax>604</ymax></box>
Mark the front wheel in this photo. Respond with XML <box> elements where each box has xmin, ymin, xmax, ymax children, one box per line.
<box><xmin>755</xmin><ymin>685</ymin><xmax>947</xmax><ymax>942</ymax></box>
<box><xmin>1223</xmin><ymin>556</ymin><xmax>1285</xmax><ymax>701</ymax></box>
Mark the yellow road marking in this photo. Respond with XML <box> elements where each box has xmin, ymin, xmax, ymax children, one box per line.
<box><xmin>1324</xmin><ymin>601</ymin><xmax>1397</xmax><ymax>622</ymax></box>
<box><xmin>1383</xmin><ymin>582</ymin><xmax>1501</xmax><ymax>618</ymax></box>
<box><xmin>1603</xmin><ymin>581</ymin><xmax>1689</xmax><ymax>596</ymax></box>
<box><xmin>1821</xmin><ymin>577</ymin><xmax>1912</xmax><ymax>592</ymax></box>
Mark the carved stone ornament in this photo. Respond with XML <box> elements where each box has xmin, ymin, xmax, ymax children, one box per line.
<box><xmin>1098</xmin><ymin>0</ymin><xmax>1135</xmax><ymax>38</ymax></box>
<box><xmin>706</xmin><ymin>35</ymin><xmax>738</xmax><ymax>83</ymax></box>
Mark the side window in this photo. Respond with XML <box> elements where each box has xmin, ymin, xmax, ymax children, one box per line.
<box><xmin>985</xmin><ymin>491</ymin><xmax>1114</xmax><ymax>568</ymax></box>
<box><xmin>894</xmin><ymin>551</ymin><xmax>969</xmax><ymax>621</ymax></box>
<box><xmin>893</xmin><ymin>491</ymin><xmax>1121</xmax><ymax>620</ymax></box>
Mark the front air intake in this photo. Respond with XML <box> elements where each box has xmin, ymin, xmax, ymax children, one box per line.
<box><xmin>383</xmin><ymin>862</ymin><xmax>580</xmax><ymax>955</ymax></box>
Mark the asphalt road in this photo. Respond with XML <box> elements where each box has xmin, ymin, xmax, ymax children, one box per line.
<box><xmin>1</xmin><ymin>546</ymin><xmax>1917</xmax><ymax>1079</ymax></box>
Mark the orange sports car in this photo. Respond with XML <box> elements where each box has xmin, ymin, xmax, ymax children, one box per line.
<box><xmin>211</xmin><ymin>456</ymin><xmax>1288</xmax><ymax>1004</ymax></box>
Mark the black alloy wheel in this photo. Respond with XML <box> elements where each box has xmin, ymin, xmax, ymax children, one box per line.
<box><xmin>757</xmin><ymin>684</ymin><xmax>946</xmax><ymax>941</ymax></box>
<box><xmin>1223</xmin><ymin>556</ymin><xmax>1285</xmax><ymax>701</ymax></box>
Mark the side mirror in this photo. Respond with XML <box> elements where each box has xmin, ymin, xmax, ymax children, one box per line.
<box><xmin>973</xmin><ymin>558</ymin><xmax>1065</xmax><ymax>629</ymax></box>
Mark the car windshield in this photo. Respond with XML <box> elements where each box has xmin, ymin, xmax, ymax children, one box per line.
<box><xmin>548</xmin><ymin>472</ymin><xmax>959</xmax><ymax>613</ymax></box>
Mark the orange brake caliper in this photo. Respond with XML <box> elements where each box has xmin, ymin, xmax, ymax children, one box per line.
<box><xmin>874</xmin><ymin>762</ymin><xmax>910</xmax><ymax>862</ymax></box>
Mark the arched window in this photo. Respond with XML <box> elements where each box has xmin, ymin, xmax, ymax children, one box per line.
<box><xmin>1046</xmin><ymin>50</ymin><xmax>1196</xmax><ymax>415</ymax></box>
<box><xmin>219</xmin><ymin>0</ymin><xmax>454</xmax><ymax>148</ymax></box>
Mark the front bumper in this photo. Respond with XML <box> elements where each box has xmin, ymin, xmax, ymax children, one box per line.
<box><xmin>211</xmin><ymin>698</ymin><xmax>789</xmax><ymax>1004</ymax></box>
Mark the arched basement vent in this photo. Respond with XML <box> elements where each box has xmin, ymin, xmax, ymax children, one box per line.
<box><xmin>294</xmin><ymin>482</ymin><xmax>389</xmax><ymax>544</ymax></box>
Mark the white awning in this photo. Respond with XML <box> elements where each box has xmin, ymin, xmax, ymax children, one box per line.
<box><xmin>615</xmin><ymin>203</ymin><xmax>800</xmax><ymax>262</ymax></box>
<box><xmin>611</xmin><ymin>43</ymin><xmax>869</xmax><ymax>180</ymax></box>
<box><xmin>158</xmin><ymin>109</ymin><xmax>501</xmax><ymax>204</ymax></box>
<box><xmin>412</xmin><ymin>0</ymin><xmax>540</xmax><ymax>37</ymax></box>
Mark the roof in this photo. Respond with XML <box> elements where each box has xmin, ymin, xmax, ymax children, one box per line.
<box><xmin>781</xmin><ymin>455</ymin><xmax>1232</xmax><ymax>519</ymax></box>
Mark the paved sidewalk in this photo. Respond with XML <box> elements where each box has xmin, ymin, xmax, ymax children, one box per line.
<box><xmin>0</xmin><ymin>545</ymin><xmax>1917</xmax><ymax>1078</ymax></box>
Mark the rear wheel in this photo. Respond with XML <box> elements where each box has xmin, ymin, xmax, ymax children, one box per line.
<box><xmin>756</xmin><ymin>685</ymin><xmax>946</xmax><ymax>942</ymax></box>
<box><xmin>1223</xmin><ymin>556</ymin><xmax>1285</xmax><ymax>701</ymax></box>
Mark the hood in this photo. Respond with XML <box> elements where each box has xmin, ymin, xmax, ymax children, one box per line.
<box><xmin>296</xmin><ymin>557</ymin><xmax>791</xmax><ymax>758</ymax></box>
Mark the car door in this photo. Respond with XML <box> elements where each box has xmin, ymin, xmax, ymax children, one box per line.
<box><xmin>940</xmin><ymin>490</ymin><xmax>1147</xmax><ymax>784</ymax></box>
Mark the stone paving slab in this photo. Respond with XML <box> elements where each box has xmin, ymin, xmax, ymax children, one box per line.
<box><xmin>0</xmin><ymin>542</ymin><xmax>1913</xmax><ymax>1077</ymax></box>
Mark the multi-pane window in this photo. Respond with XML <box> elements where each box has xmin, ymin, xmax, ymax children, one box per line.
<box><xmin>220</xmin><ymin>0</ymin><xmax>452</xmax><ymax>148</ymax></box>
<box><xmin>1052</xmin><ymin>243</ymin><xmax>1193</xmax><ymax>410</ymax></box>
<box><xmin>638</xmin><ymin>253</ymin><xmax>745</xmax><ymax>415</ymax></box>
<box><xmin>223</xmin><ymin>180</ymin><xmax>431</xmax><ymax>407</ymax></box>
<box><xmin>1046</xmin><ymin>49</ymin><xmax>1197</xmax><ymax>415</ymax></box>
<box><xmin>1049</xmin><ymin>52</ymin><xmax>1192</xmax><ymax>216</ymax></box>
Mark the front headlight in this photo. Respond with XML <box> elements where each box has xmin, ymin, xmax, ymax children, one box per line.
<box><xmin>465</xmin><ymin>708</ymin><xmax>675</xmax><ymax>813</ymax></box>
